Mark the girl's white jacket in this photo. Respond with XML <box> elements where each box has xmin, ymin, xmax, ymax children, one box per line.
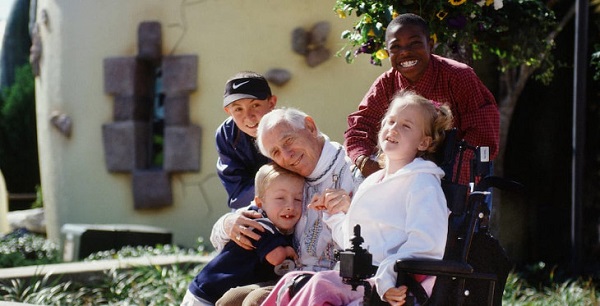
<box><xmin>324</xmin><ymin>157</ymin><xmax>450</xmax><ymax>298</ymax></box>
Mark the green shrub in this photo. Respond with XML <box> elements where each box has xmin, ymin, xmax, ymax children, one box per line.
<box><xmin>0</xmin><ymin>230</ymin><xmax>59</xmax><ymax>268</ymax></box>
<box><xmin>83</xmin><ymin>237</ymin><xmax>207</xmax><ymax>261</ymax></box>
<box><xmin>30</xmin><ymin>185</ymin><xmax>43</xmax><ymax>209</ymax></box>
<box><xmin>592</xmin><ymin>44</ymin><xmax>600</xmax><ymax>81</ymax></box>
<box><xmin>0</xmin><ymin>264</ymin><xmax>203</xmax><ymax>306</ymax></box>
<box><xmin>0</xmin><ymin>239</ymin><xmax>205</xmax><ymax>306</ymax></box>
<box><xmin>503</xmin><ymin>272</ymin><xmax>600</xmax><ymax>305</ymax></box>
<box><xmin>0</xmin><ymin>274</ymin><xmax>96</xmax><ymax>306</ymax></box>
<box><xmin>0</xmin><ymin>63</ymin><xmax>40</xmax><ymax>194</ymax></box>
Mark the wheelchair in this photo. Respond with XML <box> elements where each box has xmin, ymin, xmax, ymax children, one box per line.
<box><xmin>336</xmin><ymin>129</ymin><xmax>524</xmax><ymax>306</ymax></box>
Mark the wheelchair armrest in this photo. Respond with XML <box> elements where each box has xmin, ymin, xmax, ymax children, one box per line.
<box><xmin>395</xmin><ymin>259</ymin><xmax>500</xmax><ymax>283</ymax></box>
<box><xmin>475</xmin><ymin>176</ymin><xmax>524</xmax><ymax>192</ymax></box>
<box><xmin>395</xmin><ymin>259</ymin><xmax>474</xmax><ymax>277</ymax></box>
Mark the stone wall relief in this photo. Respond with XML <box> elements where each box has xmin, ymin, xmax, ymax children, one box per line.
<box><xmin>103</xmin><ymin>21</ymin><xmax>200</xmax><ymax>209</ymax></box>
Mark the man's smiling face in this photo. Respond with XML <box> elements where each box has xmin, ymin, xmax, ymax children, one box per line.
<box><xmin>260</xmin><ymin>119</ymin><xmax>321</xmax><ymax>178</ymax></box>
<box><xmin>386</xmin><ymin>23</ymin><xmax>433</xmax><ymax>84</ymax></box>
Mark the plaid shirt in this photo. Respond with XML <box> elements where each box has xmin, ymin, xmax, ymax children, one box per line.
<box><xmin>344</xmin><ymin>54</ymin><xmax>499</xmax><ymax>185</ymax></box>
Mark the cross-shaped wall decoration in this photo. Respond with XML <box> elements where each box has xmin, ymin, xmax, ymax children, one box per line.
<box><xmin>102</xmin><ymin>21</ymin><xmax>200</xmax><ymax>210</ymax></box>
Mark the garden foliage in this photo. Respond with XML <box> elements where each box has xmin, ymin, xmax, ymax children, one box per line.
<box><xmin>0</xmin><ymin>229</ymin><xmax>59</xmax><ymax>268</ymax></box>
<box><xmin>0</xmin><ymin>63</ymin><xmax>40</xmax><ymax>194</ymax></box>
<box><xmin>333</xmin><ymin>0</ymin><xmax>556</xmax><ymax>83</ymax></box>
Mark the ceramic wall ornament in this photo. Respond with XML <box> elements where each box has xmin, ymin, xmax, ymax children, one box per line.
<box><xmin>291</xmin><ymin>21</ymin><xmax>331</xmax><ymax>67</ymax></box>
<box><xmin>50</xmin><ymin>111</ymin><xmax>73</xmax><ymax>138</ymax></box>
<box><xmin>265</xmin><ymin>68</ymin><xmax>292</xmax><ymax>86</ymax></box>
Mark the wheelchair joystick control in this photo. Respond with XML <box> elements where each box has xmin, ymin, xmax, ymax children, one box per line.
<box><xmin>334</xmin><ymin>224</ymin><xmax>377</xmax><ymax>304</ymax></box>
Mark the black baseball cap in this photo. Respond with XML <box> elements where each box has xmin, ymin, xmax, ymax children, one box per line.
<box><xmin>223</xmin><ymin>77</ymin><xmax>272</xmax><ymax>107</ymax></box>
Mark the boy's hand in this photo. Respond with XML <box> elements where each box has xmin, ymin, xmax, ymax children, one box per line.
<box><xmin>284</xmin><ymin>246</ymin><xmax>299</xmax><ymax>261</ymax></box>
<box><xmin>265</xmin><ymin>246</ymin><xmax>299</xmax><ymax>266</ymax></box>
<box><xmin>383</xmin><ymin>285</ymin><xmax>408</xmax><ymax>306</ymax></box>
<box><xmin>307</xmin><ymin>189</ymin><xmax>351</xmax><ymax>214</ymax></box>
<box><xmin>225</xmin><ymin>210</ymin><xmax>264</xmax><ymax>250</ymax></box>
<box><xmin>307</xmin><ymin>194</ymin><xmax>326</xmax><ymax>211</ymax></box>
<box><xmin>360</xmin><ymin>158</ymin><xmax>381</xmax><ymax>177</ymax></box>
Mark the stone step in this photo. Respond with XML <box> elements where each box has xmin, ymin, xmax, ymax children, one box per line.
<box><xmin>0</xmin><ymin>254</ymin><xmax>211</xmax><ymax>283</ymax></box>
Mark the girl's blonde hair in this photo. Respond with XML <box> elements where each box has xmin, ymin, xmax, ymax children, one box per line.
<box><xmin>254</xmin><ymin>162</ymin><xmax>303</xmax><ymax>199</ymax></box>
<box><xmin>378</xmin><ymin>90</ymin><xmax>454</xmax><ymax>163</ymax></box>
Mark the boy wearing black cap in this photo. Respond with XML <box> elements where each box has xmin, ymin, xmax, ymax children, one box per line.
<box><xmin>216</xmin><ymin>71</ymin><xmax>277</xmax><ymax>210</ymax></box>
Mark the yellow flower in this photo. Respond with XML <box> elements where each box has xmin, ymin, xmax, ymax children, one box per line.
<box><xmin>449</xmin><ymin>0</ymin><xmax>467</xmax><ymax>5</ymax></box>
<box><xmin>336</xmin><ymin>9</ymin><xmax>346</xmax><ymax>19</ymax></box>
<box><xmin>430</xmin><ymin>33</ymin><xmax>438</xmax><ymax>45</ymax></box>
<box><xmin>436</xmin><ymin>11</ymin><xmax>448</xmax><ymax>20</ymax></box>
<box><xmin>375</xmin><ymin>49</ymin><xmax>389</xmax><ymax>60</ymax></box>
<box><xmin>485</xmin><ymin>0</ymin><xmax>494</xmax><ymax>5</ymax></box>
<box><xmin>392</xmin><ymin>11</ymin><xmax>399</xmax><ymax>19</ymax></box>
<box><xmin>364</xmin><ymin>15</ymin><xmax>372</xmax><ymax>23</ymax></box>
<box><xmin>367</xmin><ymin>28</ymin><xmax>376</xmax><ymax>37</ymax></box>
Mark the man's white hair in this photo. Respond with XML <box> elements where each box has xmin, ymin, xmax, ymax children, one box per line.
<box><xmin>256</xmin><ymin>107</ymin><xmax>321</xmax><ymax>157</ymax></box>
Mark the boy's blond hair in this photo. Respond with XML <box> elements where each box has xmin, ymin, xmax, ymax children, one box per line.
<box><xmin>255</xmin><ymin>163</ymin><xmax>304</xmax><ymax>199</ymax></box>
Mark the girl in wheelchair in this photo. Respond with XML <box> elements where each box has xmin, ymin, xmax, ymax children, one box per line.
<box><xmin>260</xmin><ymin>90</ymin><xmax>454</xmax><ymax>306</ymax></box>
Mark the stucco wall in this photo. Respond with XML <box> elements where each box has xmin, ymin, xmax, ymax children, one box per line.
<box><xmin>35</xmin><ymin>0</ymin><xmax>388</xmax><ymax>249</ymax></box>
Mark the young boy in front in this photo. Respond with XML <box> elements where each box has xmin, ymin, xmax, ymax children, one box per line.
<box><xmin>216</xmin><ymin>71</ymin><xmax>277</xmax><ymax>210</ymax></box>
<box><xmin>181</xmin><ymin>163</ymin><xmax>304</xmax><ymax>306</ymax></box>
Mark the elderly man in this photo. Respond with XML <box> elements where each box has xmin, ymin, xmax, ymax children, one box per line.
<box><xmin>209</xmin><ymin>107</ymin><xmax>361</xmax><ymax>306</ymax></box>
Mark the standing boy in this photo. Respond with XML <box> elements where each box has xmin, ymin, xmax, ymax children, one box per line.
<box><xmin>216</xmin><ymin>71</ymin><xmax>277</xmax><ymax>210</ymax></box>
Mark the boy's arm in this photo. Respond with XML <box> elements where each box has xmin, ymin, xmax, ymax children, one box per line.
<box><xmin>210</xmin><ymin>208</ymin><xmax>265</xmax><ymax>251</ymax></box>
<box><xmin>344</xmin><ymin>93</ymin><xmax>382</xmax><ymax>163</ymax></box>
<box><xmin>216</xmin><ymin>131</ymin><xmax>257</xmax><ymax>209</ymax></box>
<box><xmin>344</xmin><ymin>72</ymin><xmax>394</xmax><ymax>175</ymax></box>
<box><xmin>210</xmin><ymin>211</ymin><xmax>235</xmax><ymax>251</ymax></box>
<box><xmin>451</xmin><ymin>73</ymin><xmax>500</xmax><ymax>159</ymax></box>
<box><xmin>254</xmin><ymin>221</ymin><xmax>298</xmax><ymax>266</ymax></box>
<box><xmin>264</xmin><ymin>246</ymin><xmax>298</xmax><ymax>266</ymax></box>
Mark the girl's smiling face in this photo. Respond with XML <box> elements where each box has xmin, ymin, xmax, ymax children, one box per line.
<box><xmin>379</xmin><ymin>103</ymin><xmax>432</xmax><ymax>167</ymax></box>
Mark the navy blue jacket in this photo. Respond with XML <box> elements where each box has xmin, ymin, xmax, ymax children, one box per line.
<box><xmin>215</xmin><ymin>117</ymin><xmax>270</xmax><ymax>209</ymax></box>
<box><xmin>188</xmin><ymin>218</ymin><xmax>296</xmax><ymax>303</ymax></box>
